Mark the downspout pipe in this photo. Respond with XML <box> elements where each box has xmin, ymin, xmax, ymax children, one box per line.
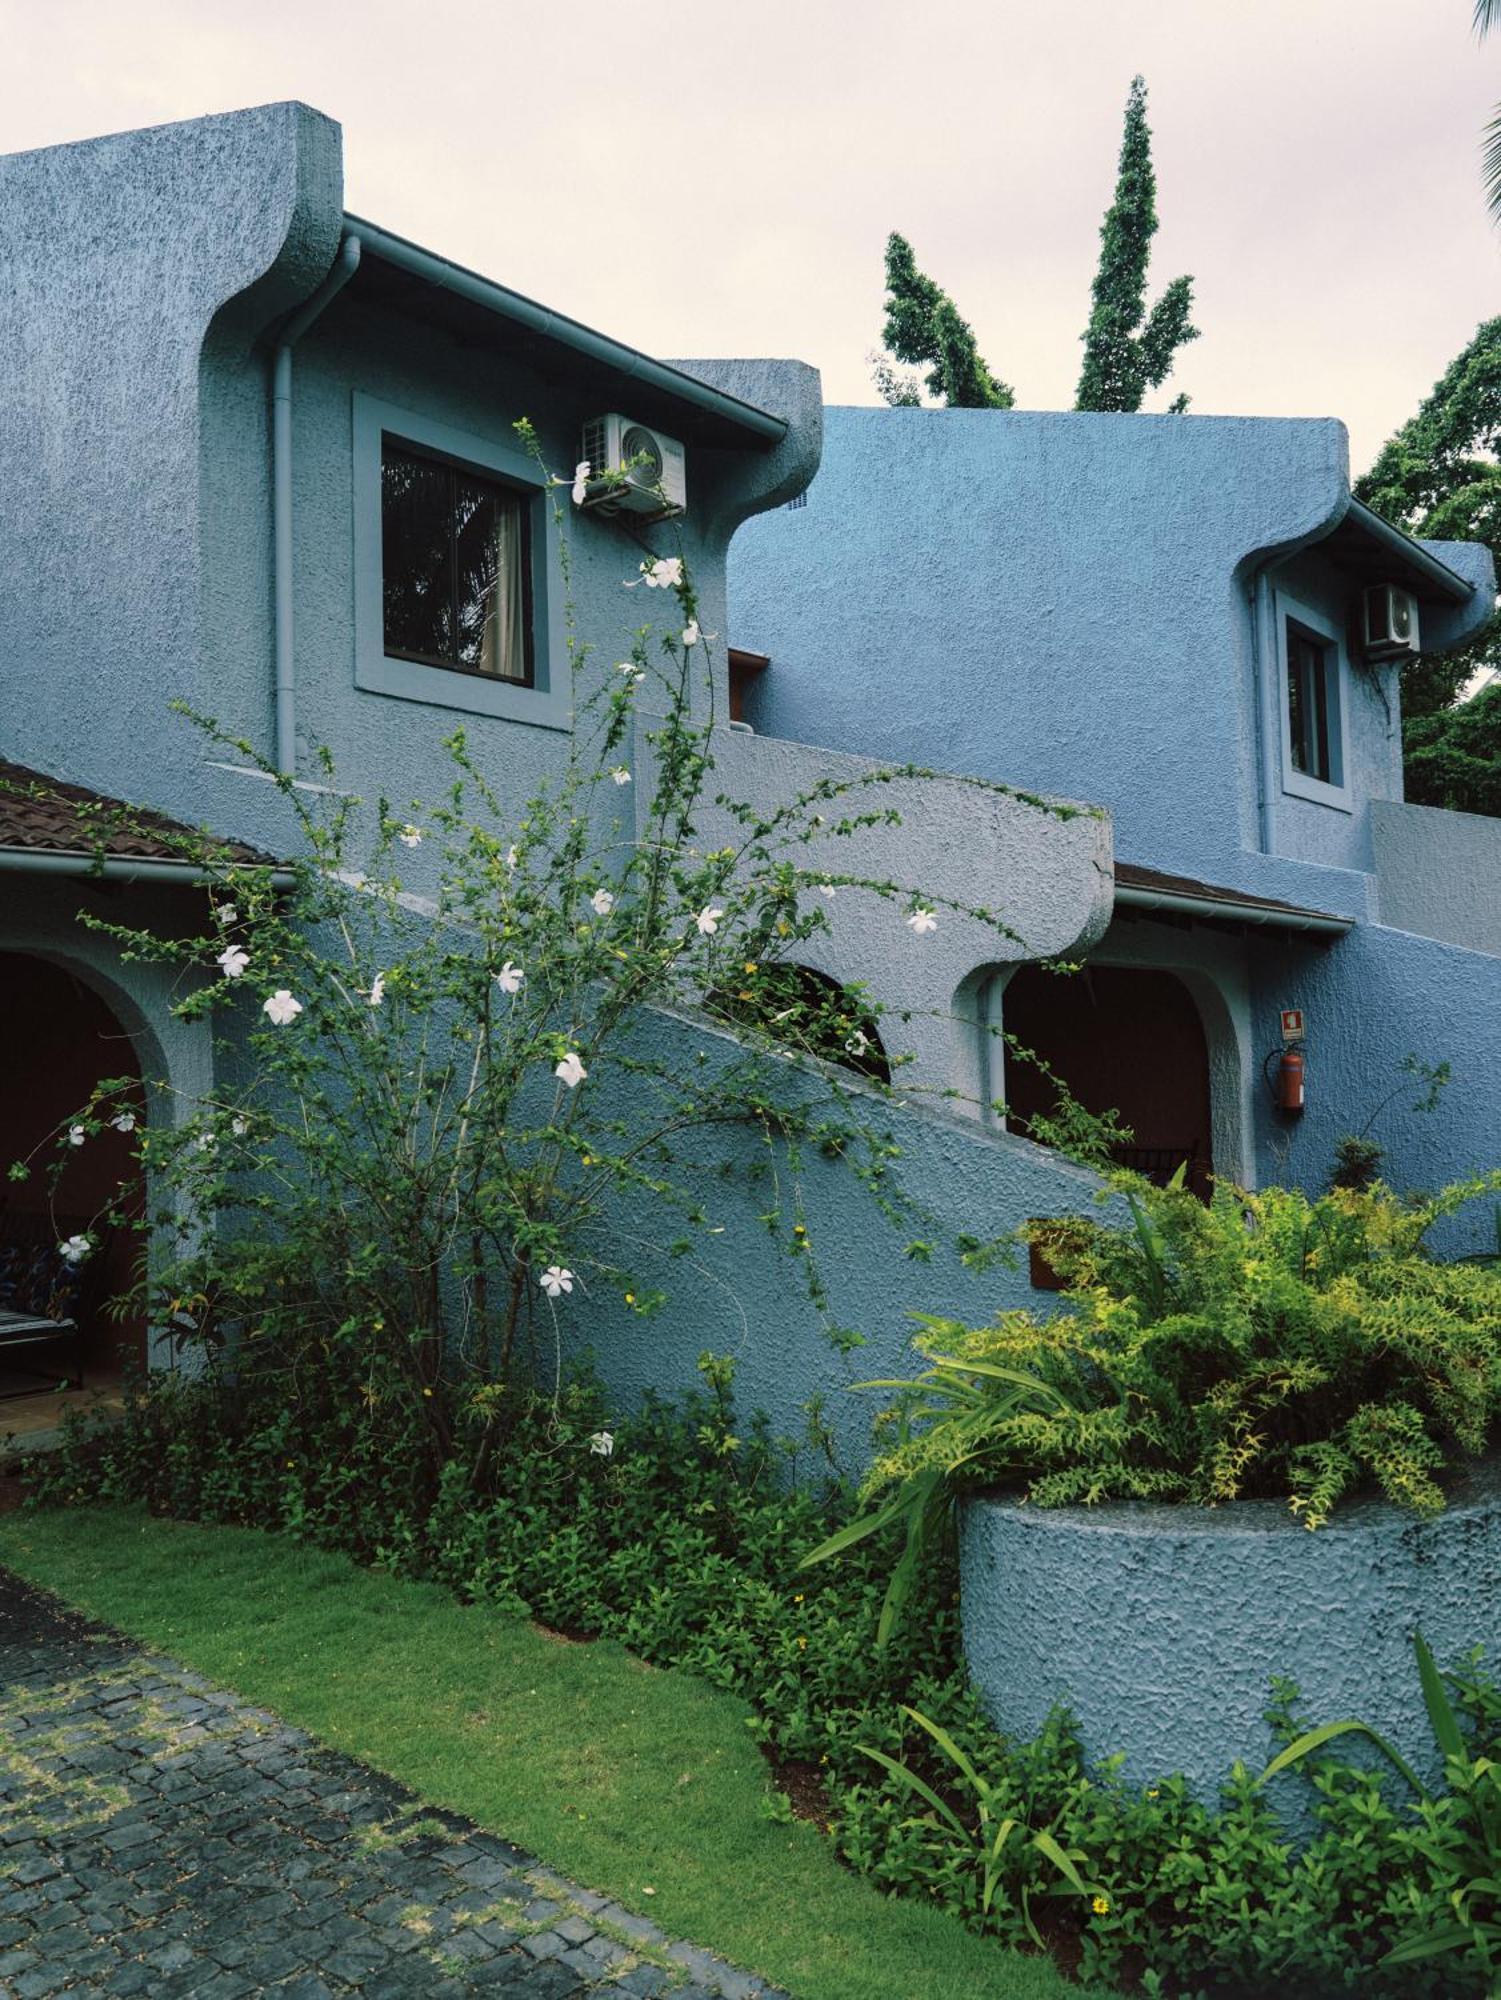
<box><xmin>273</xmin><ymin>233</ymin><xmax>362</xmax><ymax>776</ymax></box>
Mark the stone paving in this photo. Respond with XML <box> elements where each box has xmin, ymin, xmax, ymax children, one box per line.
<box><xmin>0</xmin><ymin>1569</ymin><xmax>790</xmax><ymax>1999</ymax></box>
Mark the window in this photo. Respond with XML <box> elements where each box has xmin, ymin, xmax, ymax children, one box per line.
<box><xmin>353</xmin><ymin>394</ymin><xmax>566</xmax><ymax>730</ymax></box>
<box><xmin>1275</xmin><ymin>598</ymin><xmax>1349</xmax><ymax>810</ymax></box>
<box><xmin>1286</xmin><ymin>625</ymin><xmax>1334</xmax><ymax>784</ymax></box>
<box><xmin>381</xmin><ymin>442</ymin><xmax>532</xmax><ymax>685</ymax></box>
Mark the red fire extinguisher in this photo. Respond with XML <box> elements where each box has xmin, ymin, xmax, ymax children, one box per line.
<box><xmin>1276</xmin><ymin>1046</ymin><xmax>1305</xmax><ymax>1115</ymax></box>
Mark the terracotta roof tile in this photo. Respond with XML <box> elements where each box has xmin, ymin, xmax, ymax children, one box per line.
<box><xmin>0</xmin><ymin>762</ymin><xmax>271</xmax><ymax>867</ymax></box>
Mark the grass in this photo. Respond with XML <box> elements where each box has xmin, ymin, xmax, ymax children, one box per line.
<box><xmin>0</xmin><ymin>1506</ymin><xmax>1113</xmax><ymax>2000</ymax></box>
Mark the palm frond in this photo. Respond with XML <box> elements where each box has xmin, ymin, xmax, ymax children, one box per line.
<box><xmin>1483</xmin><ymin>106</ymin><xmax>1501</xmax><ymax>226</ymax></box>
<box><xmin>1477</xmin><ymin>0</ymin><xmax>1501</xmax><ymax>37</ymax></box>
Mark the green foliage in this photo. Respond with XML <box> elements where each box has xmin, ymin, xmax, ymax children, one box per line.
<box><xmin>873</xmin><ymin>233</ymin><xmax>1014</xmax><ymax>410</ymax></box>
<box><xmin>852</xmin><ymin>1172</ymin><xmax>1501</xmax><ymax>1542</ymax></box>
<box><xmin>1261</xmin><ymin>1632</ymin><xmax>1501</xmax><ymax>1985</ymax></box>
<box><xmin>26</xmin><ymin>1355</ymin><xmax>1501</xmax><ymax>1995</ymax></box>
<box><xmin>1355</xmin><ymin>314</ymin><xmax>1501</xmax><ymax>807</ymax></box>
<box><xmin>1074</xmin><ymin>76</ymin><xmax>1198</xmax><ymax>414</ymax></box>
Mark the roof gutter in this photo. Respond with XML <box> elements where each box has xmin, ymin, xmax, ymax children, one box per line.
<box><xmin>274</xmin><ymin>232</ymin><xmax>363</xmax><ymax>776</ymax></box>
<box><xmin>1114</xmin><ymin>878</ymin><xmax>1352</xmax><ymax>936</ymax></box>
<box><xmin>1339</xmin><ymin>497</ymin><xmax>1475</xmax><ymax>603</ymax></box>
<box><xmin>346</xmin><ymin>214</ymin><xmax>788</xmax><ymax>447</ymax></box>
<box><xmin>0</xmin><ymin>848</ymin><xmax>296</xmax><ymax>889</ymax></box>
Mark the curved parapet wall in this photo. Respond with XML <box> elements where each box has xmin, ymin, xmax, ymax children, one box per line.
<box><xmin>959</xmin><ymin>1462</ymin><xmax>1501</xmax><ymax>1817</ymax></box>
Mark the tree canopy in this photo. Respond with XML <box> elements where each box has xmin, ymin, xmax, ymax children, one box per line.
<box><xmin>1074</xmin><ymin>76</ymin><xmax>1198</xmax><ymax>414</ymax></box>
<box><xmin>1355</xmin><ymin>316</ymin><xmax>1501</xmax><ymax>814</ymax></box>
<box><xmin>874</xmin><ymin>233</ymin><xmax>1014</xmax><ymax>410</ymax></box>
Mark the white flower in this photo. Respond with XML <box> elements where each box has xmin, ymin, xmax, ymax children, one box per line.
<box><xmin>617</xmin><ymin>661</ymin><xmax>647</xmax><ymax>688</ymax></box>
<box><xmin>505</xmin><ymin>845</ymin><xmax>518</xmax><ymax>870</ymax></box>
<box><xmin>906</xmin><ymin>908</ymin><xmax>938</xmax><ymax>935</ymax></box>
<box><xmin>368</xmin><ymin>976</ymin><xmax>386</xmax><ymax>1007</ymax></box>
<box><xmin>215</xmin><ymin>904</ymin><xmax>237</xmax><ymax>926</ymax></box>
<box><xmin>263</xmin><ymin>990</ymin><xmax>304</xmax><ymax>1026</ymax></box>
<box><xmin>67</xmin><ymin>1124</ymin><xmax>86</xmax><ymax>1147</ymax></box>
<box><xmin>58</xmin><ymin>1234</ymin><xmax>92</xmax><ymax>1265</ymax></box>
<box><xmin>695</xmin><ymin>907</ymin><xmax>723</xmax><ymax>936</ymax></box>
<box><xmin>194</xmin><ymin>1130</ymin><xmax>217</xmax><ymax>1153</ymax></box>
<box><xmin>571</xmin><ymin>459</ymin><xmax>591</xmax><ymax>506</ymax></box>
<box><xmin>231</xmin><ymin>1115</ymin><xmax>250</xmax><ymax>1138</ymax></box>
<box><xmin>591</xmin><ymin>888</ymin><xmax>615</xmax><ymax>917</ymax></box>
<box><xmin>818</xmin><ymin>883</ymin><xmax>836</xmax><ymax>899</ymax></box>
<box><xmin>845</xmin><ymin>1029</ymin><xmax>871</xmax><ymax>1058</ymax></box>
<box><xmin>626</xmin><ymin>556</ymin><xmax>683</xmax><ymax>590</ymax></box>
<box><xmin>610</xmin><ymin>766</ymin><xmax>631</xmax><ymax>786</ymax></box>
<box><xmin>681</xmin><ymin>619</ymin><xmax>701</xmax><ymax>648</ymax></box>
<box><xmin>496</xmin><ymin>961</ymin><xmax>525</xmax><ymax>996</ymax></box>
<box><xmin>217</xmin><ymin>945</ymin><xmax>250</xmax><ymax>980</ymax></box>
<box><xmin>110</xmin><ymin>1112</ymin><xmax>137</xmax><ymax>1135</ymax></box>
<box><xmin>398</xmin><ymin>824</ymin><xmax>424</xmax><ymax>849</ymax></box>
<box><xmin>588</xmin><ymin>1430</ymin><xmax>615</xmax><ymax>1458</ymax></box>
<box><xmin>540</xmin><ymin>1264</ymin><xmax>574</xmax><ymax>1299</ymax></box>
<box><xmin>555</xmin><ymin>1050</ymin><xmax>588</xmax><ymax>1089</ymax></box>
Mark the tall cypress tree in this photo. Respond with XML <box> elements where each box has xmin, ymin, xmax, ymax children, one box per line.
<box><xmin>1075</xmin><ymin>76</ymin><xmax>1198</xmax><ymax>413</ymax></box>
<box><xmin>874</xmin><ymin>233</ymin><xmax>1014</xmax><ymax>410</ymax></box>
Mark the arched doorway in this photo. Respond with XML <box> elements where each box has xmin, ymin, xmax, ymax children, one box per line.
<box><xmin>0</xmin><ymin>953</ymin><xmax>148</xmax><ymax>1385</ymax></box>
<box><xmin>1001</xmin><ymin>964</ymin><xmax>1214</xmax><ymax>1198</ymax></box>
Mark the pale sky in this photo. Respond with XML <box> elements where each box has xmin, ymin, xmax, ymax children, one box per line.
<box><xmin>4</xmin><ymin>0</ymin><xmax>1499</xmax><ymax>472</ymax></box>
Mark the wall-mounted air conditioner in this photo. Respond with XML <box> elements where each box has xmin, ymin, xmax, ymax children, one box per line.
<box><xmin>579</xmin><ymin>414</ymin><xmax>686</xmax><ymax>520</ymax></box>
<box><xmin>1362</xmin><ymin>583</ymin><xmax>1420</xmax><ymax>660</ymax></box>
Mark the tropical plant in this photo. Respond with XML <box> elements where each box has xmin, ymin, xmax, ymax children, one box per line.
<box><xmin>1261</xmin><ymin>1631</ymin><xmax>1501</xmax><ymax>1985</ymax></box>
<box><xmin>1074</xmin><ymin>75</ymin><xmax>1198</xmax><ymax>414</ymax></box>
<box><xmin>806</xmin><ymin>1170</ymin><xmax>1501</xmax><ymax>1640</ymax></box>
<box><xmin>859</xmin><ymin>1705</ymin><xmax>1096</xmax><ymax>1942</ymax></box>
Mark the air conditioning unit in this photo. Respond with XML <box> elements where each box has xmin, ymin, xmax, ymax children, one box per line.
<box><xmin>1362</xmin><ymin>583</ymin><xmax>1420</xmax><ymax>660</ymax></box>
<box><xmin>579</xmin><ymin>414</ymin><xmax>686</xmax><ymax>519</ymax></box>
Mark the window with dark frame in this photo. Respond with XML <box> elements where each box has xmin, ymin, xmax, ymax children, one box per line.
<box><xmin>1286</xmin><ymin>623</ymin><xmax>1336</xmax><ymax>785</ymax></box>
<box><xmin>380</xmin><ymin>439</ymin><xmax>533</xmax><ymax>686</ymax></box>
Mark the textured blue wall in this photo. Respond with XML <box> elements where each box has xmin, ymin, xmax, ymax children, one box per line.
<box><xmin>960</xmin><ymin>1460</ymin><xmax>1501</xmax><ymax>1818</ymax></box>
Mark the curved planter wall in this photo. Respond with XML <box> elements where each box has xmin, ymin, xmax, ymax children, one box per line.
<box><xmin>959</xmin><ymin>1459</ymin><xmax>1501</xmax><ymax>1815</ymax></box>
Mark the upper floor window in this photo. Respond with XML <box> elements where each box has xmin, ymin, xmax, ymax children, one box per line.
<box><xmin>1275</xmin><ymin>596</ymin><xmax>1350</xmax><ymax>811</ymax></box>
<box><xmin>381</xmin><ymin>443</ymin><xmax>532</xmax><ymax>686</ymax></box>
<box><xmin>353</xmin><ymin>394</ymin><xmax>567</xmax><ymax>730</ymax></box>
<box><xmin>1286</xmin><ymin>624</ymin><xmax>1335</xmax><ymax>785</ymax></box>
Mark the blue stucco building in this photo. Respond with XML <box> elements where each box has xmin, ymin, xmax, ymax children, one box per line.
<box><xmin>3</xmin><ymin>102</ymin><xmax>1499</xmax><ymax>1457</ymax></box>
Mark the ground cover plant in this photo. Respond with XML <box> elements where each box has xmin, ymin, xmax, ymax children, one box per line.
<box><xmin>21</xmin><ymin>1350</ymin><xmax>1501</xmax><ymax>1998</ymax></box>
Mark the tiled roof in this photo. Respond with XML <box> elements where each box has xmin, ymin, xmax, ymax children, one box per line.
<box><xmin>0</xmin><ymin>762</ymin><xmax>270</xmax><ymax>866</ymax></box>
<box><xmin>1114</xmin><ymin>860</ymin><xmax>1351</xmax><ymax>931</ymax></box>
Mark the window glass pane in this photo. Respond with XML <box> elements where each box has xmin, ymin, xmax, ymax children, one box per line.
<box><xmin>1287</xmin><ymin>629</ymin><xmax>1333</xmax><ymax>783</ymax></box>
<box><xmin>382</xmin><ymin>448</ymin><xmax>454</xmax><ymax>661</ymax></box>
<box><xmin>455</xmin><ymin>478</ymin><xmax>528</xmax><ymax>682</ymax></box>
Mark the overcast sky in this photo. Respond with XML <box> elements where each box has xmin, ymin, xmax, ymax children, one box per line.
<box><xmin>4</xmin><ymin>0</ymin><xmax>1498</xmax><ymax>472</ymax></box>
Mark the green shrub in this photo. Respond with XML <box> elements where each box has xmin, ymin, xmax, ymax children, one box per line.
<box><xmin>25</xmin><ymin>1351</ymin><xmax>1501</xmax><ymax>1995</ymax></box>
<box><xmin>858</xmin><ymin>1172</ymin><xmax>1501</xmax><ymax>1533</ymax></box>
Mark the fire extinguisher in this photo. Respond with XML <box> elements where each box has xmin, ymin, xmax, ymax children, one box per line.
<box><xmin>1277</xmin><ymin>1046</ymin><xmax>1305</xmax><ymax>1115</ymax></box>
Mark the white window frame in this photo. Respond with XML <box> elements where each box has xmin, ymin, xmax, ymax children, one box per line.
<box><xmin>1275</xmin><ymin>591</ymin><xmax>1352</xmax><ymax>813</ymax></box>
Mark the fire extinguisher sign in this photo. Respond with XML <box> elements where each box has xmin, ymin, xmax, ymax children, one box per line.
<box><xmin>1280</xmin><ymin>1009</ymin><xmax>1306</xmax><ymax>1044</ymax></box>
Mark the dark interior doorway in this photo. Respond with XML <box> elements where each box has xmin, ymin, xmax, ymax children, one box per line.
<box><xmin>0</xmin><ymin>953</ymin><xmax>148</xmax><ymax>1384</ymax></box>
<box><xmin>1002</xmin><ymin>964</ymin><xmax>1214</xmax><ymax>1199</ymax></box>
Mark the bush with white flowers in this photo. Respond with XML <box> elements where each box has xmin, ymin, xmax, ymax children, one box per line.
<box><xmin>15</xmin><ymin>418</ymin><xmax>1083</xmax><ymax>1441</ymax></box>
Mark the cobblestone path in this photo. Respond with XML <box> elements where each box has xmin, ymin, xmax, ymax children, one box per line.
<box><xmin>0</xmin><ymin>1568</ymin><xmax>790</xmax><ymax>1999</ymax></box>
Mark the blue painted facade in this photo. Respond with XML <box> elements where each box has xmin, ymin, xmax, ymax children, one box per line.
<box><xmin>5</xmin><ymin>104</ymin><xmax>1500</xmax><ymax>1461</ymax></box>
<box><xmin>731</xmin><ymin>407</ymin><xmax>1501</xmax><ymax>1242</ymax></box>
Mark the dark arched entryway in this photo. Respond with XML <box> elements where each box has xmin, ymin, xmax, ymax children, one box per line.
<box><xmin>1002</xmin><ymin>964</ymin><xmax>1214</xmax><ymax>1198</ymax></box>
<box><xmin>0</xmin><ymin>953</ymin><xmax>148</xmax><ymax>1387</ymax></box>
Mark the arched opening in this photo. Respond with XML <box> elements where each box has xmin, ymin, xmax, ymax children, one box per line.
<box><xmin>1001</xmin><ymin>964</ymin><xmax>1214</xmax><ymax>1198</ymax></box>
<box><xmin>0</xmin><ymin>953</ymin><xmax>148</xmax><ymax>1391</ymax></box>
<box><xmin>707</xmin><ymin>963</ymin><xmax>891</xmax><ymax>1084</ymax></box>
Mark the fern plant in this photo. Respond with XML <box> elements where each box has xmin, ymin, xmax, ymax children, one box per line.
<box><xmin>807</xmin><ymin>1170</ymin><xmax>1501</xmax><ymax>1640</ymax></box>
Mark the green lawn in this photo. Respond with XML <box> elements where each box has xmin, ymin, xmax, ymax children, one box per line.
<box><xmin>0</xmin><ymin>1507</ymin><xmax>1113</xmax><ymax>2000</ymax></box>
